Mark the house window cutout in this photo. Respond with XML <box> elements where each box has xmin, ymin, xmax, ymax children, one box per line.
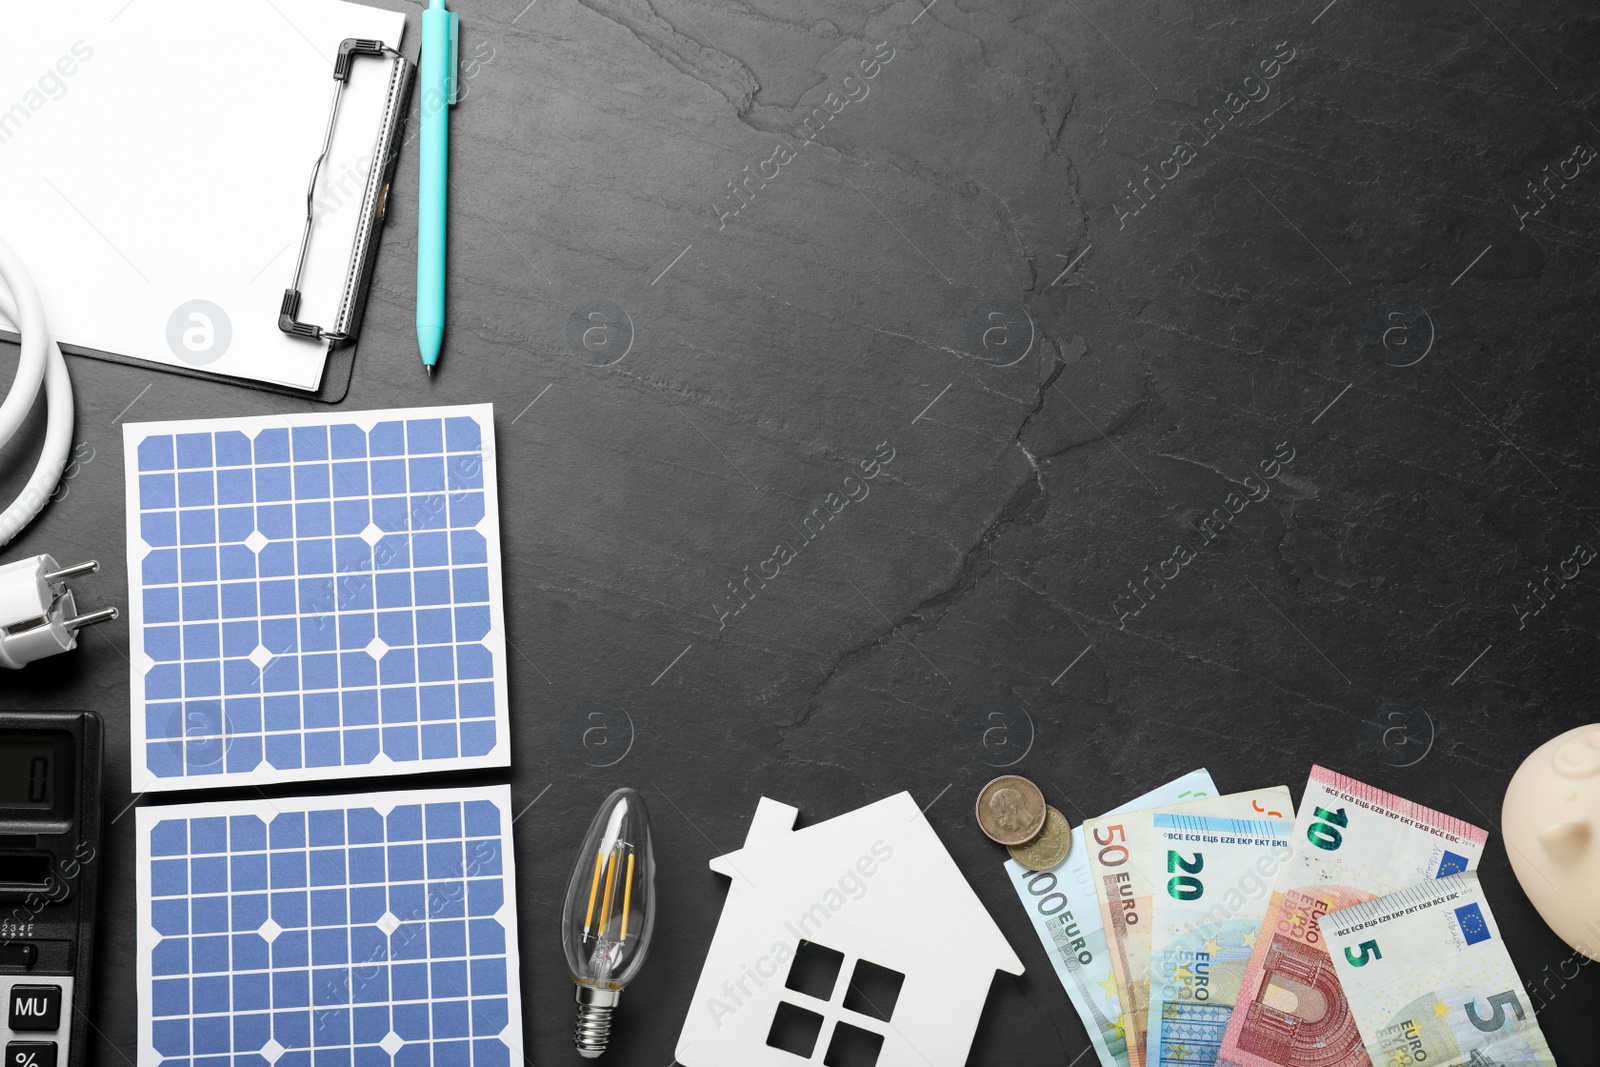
<box><xmin>842</xmin><ymin>959</ymin><xmax>904</xmax><ymax>1022</ymax></box>
<box><xmin>784</xmin><ymin>939</ymin><xmax>845</xmax><ymax>1000</ymax></box>
<box><xmin>766</xmin><ymin>1001</ymin><xmax>826</xmax><ymax>1058</ymax></box>
<box><xmin>824</xmin><ymin>1020</ymin><xmax>886</xmax><ymax>1067</ymax></box>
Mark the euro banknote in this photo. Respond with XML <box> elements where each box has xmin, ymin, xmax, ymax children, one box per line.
<box><xmin>1085</xmin><ymin>785</ymin><xmax>1293</xmax><ymax>1067</ymax></box>
<box><xmin>1215</xmin><ymin>767</ymin><xmax>1490</xmax><ymax>1067</ymax></box>
<box><xmin>1006</xmin><ymin>769</ymin><xmax>1217</xmax><ymax>1067</ymax></box>
<box><xmin>1146</xmin><ymin>815</ymin><xmax>1295</xmax><ymax>1067</ymax></box>
<box><xmin>1325</xmin><ymin>872</ymin><xmax>1555</xmax><ymax>1067</ymax></box>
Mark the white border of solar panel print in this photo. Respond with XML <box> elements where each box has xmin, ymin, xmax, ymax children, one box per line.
<box><xmin>122</xmin><ymin>404</ymin><xmax>511</xmax><ymax>792</ymax></box>
<box><xmin>134</xmin><ymin>784</ymin><xmax>526</xmax><ymax>1066</ymax></box>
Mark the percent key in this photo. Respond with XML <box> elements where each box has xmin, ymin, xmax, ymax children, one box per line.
<box><xmin>8</xmin><ymin>1042</ymin><xmax>56</xmax><ymax>1067</ymax></box>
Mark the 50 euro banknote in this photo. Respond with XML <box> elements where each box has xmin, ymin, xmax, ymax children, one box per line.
<box><xmin>1006</xmin><ymin>769</ymin><xmax>1217</xmax><ymax>1067</ymax></box>
<box><xmin>1215</xmin><ymin>767</ymin><xmax>1489</xmax><ymax>1067</ymax></box>
<box><xmin>1325</xmin><ymin>871</ymin><xmax>1555</xmax><ymax>1067</ymax></box>
<box><xmin>1145</xmin><ymin>814</ymin><xmax>1295</xmax><ymax>1067</ymax></box>
<box><xmin>1085</xmin><ymin>785</ymin><xmax>1294</xmax><ymax>1067</ymax></box>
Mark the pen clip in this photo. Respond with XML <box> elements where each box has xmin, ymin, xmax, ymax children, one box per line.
<box><xmin>447</xmin><ymin>11</ymin><xmax>460</xmax><ymax>106</ymax></box>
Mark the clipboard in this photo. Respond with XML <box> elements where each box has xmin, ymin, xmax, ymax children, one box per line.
<box><xmin>26</xmin><ymin>41</ymin><xmax>415</xmax><ymax>404</ymax></box>
<box><xmin>0</xmin><ymin>0</ymin><xmax>414</xmax><ymax>402</ymax></box>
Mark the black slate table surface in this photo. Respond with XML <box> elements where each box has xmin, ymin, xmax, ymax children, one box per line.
<box><xmin>4</xmin><ymin>0</ymin><xmax>1599</xmax><ymax>1061</ymax></box>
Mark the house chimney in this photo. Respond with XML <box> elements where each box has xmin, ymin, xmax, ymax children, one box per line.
<box><xmin>745</xmin><ymin>797</ymin><xmax>799</xmax><ymax>846</ymax></box>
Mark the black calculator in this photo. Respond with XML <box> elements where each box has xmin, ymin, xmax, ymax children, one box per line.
<box><xmin>0</xmin><ymin>711</ymin><xmax>102</xmax><ymax>1067</ymax></box>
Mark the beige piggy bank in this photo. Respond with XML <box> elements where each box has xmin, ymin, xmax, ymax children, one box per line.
<box><xmin>1502</xmin><ymin>722</ymin><xmax>1600</xmax><ymax>960</ymax></box>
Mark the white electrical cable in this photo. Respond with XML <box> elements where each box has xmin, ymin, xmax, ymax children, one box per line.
<box><xmin>0</xmin><ymin>235</ymin><xmax>75</xmax><ymax>550</ymax></box>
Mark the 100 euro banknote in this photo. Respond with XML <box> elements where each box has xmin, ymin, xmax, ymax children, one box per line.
<box><xmin>1325</xmin><ymin>871</ymin><xmax>1555</xmax><ymax>1067</ymax></box>
<box><xmin>1146</xmin><ymin>814</ymin><xmax>1294</xmax><ymax>1067</ymax></box>
<box><xmin>1006</xmin><ymin>769</ymin><xmax>1217</xmax><ymax>1067</ymax></box>
<box><xmin>1215</xmin><ymin>767</ymin><xmax>1489</xmax><ymax>1067</ymax></box>
<box><xmin>1085</xmin><ymin>785</ymin><xmax>1293</xmax><ymax>1067</ymax></box>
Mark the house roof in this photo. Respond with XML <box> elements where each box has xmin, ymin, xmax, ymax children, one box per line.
<box><xmin>708</xmin><ymin>791</ymin><xmax>1023</xmax><ymax>975</ymax></box>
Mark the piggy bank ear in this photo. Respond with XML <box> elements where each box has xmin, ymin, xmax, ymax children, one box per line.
<box><xmin>1553</xmin><ymin>726</ymin><xmax>1600</xmax><ymax>777</ymax></box>
<box><xmin>1538</xmin><ymin>819</ymin><xmax>1592</xmax><ymax>864</ymax></box>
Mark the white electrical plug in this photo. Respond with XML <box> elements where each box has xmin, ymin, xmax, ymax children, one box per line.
<box><xmin>0</xmin><ymin>555</ymin><xmax>118</xmax><ymax>669</ymax></box>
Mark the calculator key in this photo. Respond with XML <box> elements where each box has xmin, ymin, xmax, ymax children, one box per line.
<box><xmin>0</xmin><ymin>944</ymin><xmax>37</xmax><ymax>969</ymax></box>
<box><xmin>7</xmin><ymin>986</ymin><xmax>60</xmax><ymax>1031</ymax></box>
<box><xmin>6</xmin><ymin>1041</ymin><xmax>57</xmax><ymax>1067</ymax></box>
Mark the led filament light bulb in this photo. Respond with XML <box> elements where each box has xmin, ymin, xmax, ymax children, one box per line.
<box><xmin>561</xmin><ymin>787</ymin><xmax>657</xmax><ymax>1057</ymax></box>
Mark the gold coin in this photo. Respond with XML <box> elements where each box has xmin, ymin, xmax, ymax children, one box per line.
<box><xmin>1008</xmin><ymin>806</ymin><xmax>1072</xmax><ymax>871</ymax></box>
<box><xmin>975</xmin><ymin>774</ymin><xmax>1047</xmax><ymax>846</ymax></box>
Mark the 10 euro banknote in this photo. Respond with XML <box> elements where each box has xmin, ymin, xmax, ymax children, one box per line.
<box><xmin>1006</xmin><ymin>769</ymin><xmax>1217</xmax><ymax>1067</ymax></box>
<box><xmin>1325</xmin><ymin>871</ymin><xmax>1555</xmax><ymax>1067</ymax></box>
<box><xmin>1215</xmin><ymin>767</ymin><xmax>1490</xmax><ymax>1067</ymax></box>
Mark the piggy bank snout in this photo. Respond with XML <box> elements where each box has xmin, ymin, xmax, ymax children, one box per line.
<box><xmin>1538</xmin><ymin>819</ymin><xmax>1592</xmax><ymax>863</ymax></box>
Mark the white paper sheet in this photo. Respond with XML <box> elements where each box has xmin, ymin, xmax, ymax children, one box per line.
<box><xmin>0</xmin><ymin>0</ymin><xmax>405</xmax><ymax>390</ymax></box>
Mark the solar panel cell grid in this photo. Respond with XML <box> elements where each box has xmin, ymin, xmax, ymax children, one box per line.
<box><xmin>136</xmin><ymin>787</ymin><xmax>523</xmax><ymax>1066</ymax></box>
<box><xmin>123</xmin><ymin>405</ymin><xmax>509</xmax><ymax>792</ymax></box>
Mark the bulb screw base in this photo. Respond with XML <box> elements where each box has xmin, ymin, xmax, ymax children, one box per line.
<box><xmin>574</xmin><ymin>985</ymin><xmax>623</xmax><ymax>1058</ymax></box>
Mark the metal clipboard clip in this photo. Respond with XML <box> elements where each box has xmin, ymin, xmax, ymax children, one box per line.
<box><xmin>280</xmin><ymin>39</ymin><xmax>414</xmax><ymax>343</ymax></box>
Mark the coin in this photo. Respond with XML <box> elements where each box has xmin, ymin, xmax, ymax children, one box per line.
<box><xmin>1008</xmin><ymin>805</ymin><xmax>1071</xmax><ymax>871</ymax></box>
<box><xmin>975</xmin><ymin>774</ymin><xmax>1047</xmax><ymax>846</ymax></box>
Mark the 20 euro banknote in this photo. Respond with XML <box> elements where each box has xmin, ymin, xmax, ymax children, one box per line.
<box><xmin>1087</xmin><ymin>786</ymin><xmax>1293</xmax><ymax>1067</ymax></box>
<box><xmin>1145</xmin><ymin>814</ymin><xmax>1294</xmax><ymax>1067</ymax></box>
<box><xmin>1006</xmin><ymin>769</ymin><xmax>1217</xmax><ymax>1067</ymax></box>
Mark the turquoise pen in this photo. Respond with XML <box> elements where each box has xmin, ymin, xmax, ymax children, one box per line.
<box><xmin>417</xmin><ymin>0</ymin><xmax>458</xmax><ymax>376</ymax></box>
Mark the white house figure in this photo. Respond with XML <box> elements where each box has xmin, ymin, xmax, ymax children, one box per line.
<box><xmin>675</xmin><ymin>792</ymin><xmax>1024</xmax><ymax>1067</ymax></box>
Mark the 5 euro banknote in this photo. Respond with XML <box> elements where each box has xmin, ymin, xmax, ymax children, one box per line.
<box><xmin>1325</xmin><ymin>871</ymin><xmax>1555</xmax><ymax>1067</ymax></box>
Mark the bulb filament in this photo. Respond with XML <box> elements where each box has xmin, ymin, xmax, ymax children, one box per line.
<box><xmin>621</xmin><ymin>852</ymin><xmax>635</xmax><ymax>942</ymax></box>
<box><xmin>599</xmin><ymin>848</ymin><xmax>619</xmax><ymax>939</ymax></box>
<box><xmin>582</xmin><ymin>840</ymin><xmax>636</xmax><ymax>945</ymax></box>
<box><xmin>582</xmin><ymin>847</ymin><xmax>605</xmax><ymax>939</ymax></box>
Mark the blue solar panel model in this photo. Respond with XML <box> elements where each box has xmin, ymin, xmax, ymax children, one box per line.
<box><xmin>135</xmin><ymin>786</ymin><xmax>524</xmax><ymax>1066</ymax></box>
<box><xmin>122</xmin><ymin>405</ymin><xmax>511</xmax><ymax>792</ymax></box>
